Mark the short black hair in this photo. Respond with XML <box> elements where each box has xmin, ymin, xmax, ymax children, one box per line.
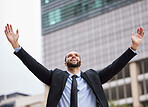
<box><xmin>65</xmin><ymin>55</ymin><xmax>67</xmax><ymax>62</ymax></box>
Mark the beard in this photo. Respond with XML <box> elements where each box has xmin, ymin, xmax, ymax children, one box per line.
<box><xmin>66</xmin><ymin>61</ymin><xmax>81</xmax><ymax>68</ymax></box>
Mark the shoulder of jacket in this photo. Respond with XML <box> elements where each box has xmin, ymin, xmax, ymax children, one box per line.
<box><xmin>85</xmin><ymin>69</ymin><xmax>97</xmax><ymax>74</ymax></box>
<box><xmin>53</xmin><ymin>68</ymin><xmax>69</xmax><ymax>75</ymax></box>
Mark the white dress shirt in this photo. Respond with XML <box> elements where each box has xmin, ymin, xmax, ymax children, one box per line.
<box><xmin>57</xmin><ymin>71</ymin><xmax>96</xmax><ymax>107</ymax></box>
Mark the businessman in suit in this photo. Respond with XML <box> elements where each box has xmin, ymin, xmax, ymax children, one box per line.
<box><xmin>4</xmin><ymin>24</ymin><xmax>144</xmax><ymax>107</ymax></box>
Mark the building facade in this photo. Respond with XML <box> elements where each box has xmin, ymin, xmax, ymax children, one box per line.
<box><xmin>41</xmin><ymin>0</ymin><xmax>148</xmax><ymax>106</ymax></box>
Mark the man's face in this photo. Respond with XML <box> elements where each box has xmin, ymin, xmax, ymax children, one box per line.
<box><xmin>65</xmin><ymin>51</ymin><xmax>81</xmax><ymax>68</ymax></box>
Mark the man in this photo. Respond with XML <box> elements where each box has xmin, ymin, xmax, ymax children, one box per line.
<box><xmin>4</xmin><ymin>24</ymin><xmax>144</xmax><ymax>107</ymax></box>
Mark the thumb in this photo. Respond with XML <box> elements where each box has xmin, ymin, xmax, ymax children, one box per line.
<box><xmin>131</xmin><ymin>32</ymin><xmax>134</xmax><ymax>37</ymax></box>
<box><xmin>131</xmin><ymin>32</ymin><xmax>134</xmax><ymax>41</ymax></box>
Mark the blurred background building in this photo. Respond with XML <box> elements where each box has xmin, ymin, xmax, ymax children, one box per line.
<box><xmin>0</xmin><ymin>92</ymin><xmax>44</xmax><ymax>107</ymax></box>
<box><xmin>41</xmin><ymin>0</ymin><xmax>148</xmax><ymax>107</ymax></box>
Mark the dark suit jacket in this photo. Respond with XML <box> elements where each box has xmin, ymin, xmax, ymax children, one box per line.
<box><xmin>14</xmin><ymin>48</ymin><xmax>136</xmax><ymax>107</ymax></box>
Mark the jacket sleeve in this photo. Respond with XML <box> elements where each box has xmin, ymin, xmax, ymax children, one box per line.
<box><xmin>98</xmin><ymin>48</ymin><xmax>137</xmax><ymax>84</ymax></box>
<box><xmin>14</xmin><ymin>47</ymin><xmax>52</xmax><ymax>86</ymax></box>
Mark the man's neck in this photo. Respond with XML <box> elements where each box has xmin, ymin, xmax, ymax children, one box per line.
<box><xmin>67</xmin><ymin>67</ymin><xmax>80</xmax><ymax>74</ymax></box>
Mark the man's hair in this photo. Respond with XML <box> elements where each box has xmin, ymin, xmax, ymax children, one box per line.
<box><xmin>65</xmin><ymin>56</ymin><xmax>67</xmax><ymax>62</ymax></box>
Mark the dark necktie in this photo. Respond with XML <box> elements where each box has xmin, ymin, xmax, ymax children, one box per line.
<box><xmin>70</xmin><ymin>75</ymin><xmax>78</xmax><ymax>107</ymax></box>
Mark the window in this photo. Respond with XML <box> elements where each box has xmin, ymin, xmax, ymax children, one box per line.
<box><xmin>48</xmin><ymin>9</ymin><xmax>61</xmax><ymax>25</ymax></box>
<box><xmin>75</xmin><ymin>3</ymin><xmax>82</xmax><ymax>15</ymax></box>
<box><xmin>45</xmin><ymin>0</ymin><xmax>50</xmax><ymax>4</ymax></box>
<box><xmin>144</xmin><ymin>59</ymin><xmax>148</xmax><ymax>73</ymax></box>
<box><xmin>95</xmin><ymin>0</ymin><xmax>105</xmax><ymax>8</ymax></box>
<box><xmin>146</xmin><ymin>80</ymin><xmax>148</xmax><ymax>94</ymax></box>
<box><xmin>139</xmin><ymin>81</ymin><xmax>145</xmax><ymax>95</ymax></box>
<box><xmin>126</xmin><ymin>84</ymin><xmax>132</xmax><ymax>97</ymax></box>
<box><xmin>42</xmin><ymin>9</ymin><xmax>61</xmax><ymax>28</ymax></box>
<box><xmin>111</xmin><ymin>87</ymin><xmax>117</xmax><ymax>100</ymax></box>
<box><xmin>124</xmin><ymin>65</ymin><xmax>130</xmax><ymax>77</ymax></box>
<box><xmin>104</xmin><ymin>89</ymin><xmax>109</xmax><ymax>100</ymax></box>
<box><xmin>61</xmin><ymin>3</ymin><xmax>76</xmax><ymax>20</ymax></box>
<box><xmin>41</xmin><ymin>0</ymin><xmax>52</xmax><ymax>5</ymax></box>
<box><xmin>42</xmin><ymin>0</ymin><xmax>109</xmax><ymax>28</ymax></box>
<box><xmin>119</xmin><ymin>86</ymin><xmax>124</xmax><ymax>99</ymax></box>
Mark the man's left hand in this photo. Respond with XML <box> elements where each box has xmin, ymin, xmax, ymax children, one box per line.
<box><xmin>131</xmin><ymin>27</ymin><xmax>144</xmax><ymax>51</ymax></box>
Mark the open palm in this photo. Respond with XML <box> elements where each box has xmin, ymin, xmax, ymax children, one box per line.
<box><xmin>4</xmin><ymin>24</ymin><xmax>19</xmax><ymax>48</ymax></box>
<box><xmin>131</xmin><ymin>27</ymin><xmax>144</xmax><ymax>50</ymax></box>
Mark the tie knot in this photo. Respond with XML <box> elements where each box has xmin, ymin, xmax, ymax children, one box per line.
<box><xmin>72</xmin><ymin>75</ymin><xmax>78</xmax><ymax>79</ymax></box>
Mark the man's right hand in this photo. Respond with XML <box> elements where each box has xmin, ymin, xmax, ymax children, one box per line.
<box><xmin>4</xmin><ymin>24</ymin><xmax>20</xmax><ymax>48</ymax></box>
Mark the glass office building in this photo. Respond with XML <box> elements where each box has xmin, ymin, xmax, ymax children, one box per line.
<box><xmin>41</xmin><ymin>0</ymin><xmax>148</xmax><ymax>106</ymax></box>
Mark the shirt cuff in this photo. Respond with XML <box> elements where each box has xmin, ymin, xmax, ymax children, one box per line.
<box><xmin>130</xmin><ymin>47</ymin><xmax>137</xmax><ymax>54</ymax></box>
<box><xmin>14</xmin><ymin>46</ymin><xmax>21</xmax><ymax>53</ymax></box>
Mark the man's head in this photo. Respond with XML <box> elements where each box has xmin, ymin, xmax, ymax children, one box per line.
<box><xmin>65</xmin><ymin>51</ymin><xmax>81</xmax><ymax>68</ymax></box>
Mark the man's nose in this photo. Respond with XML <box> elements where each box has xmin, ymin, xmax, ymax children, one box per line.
<box><xmin>72</xmin><ymin>55</ymin><xmax>76</xmax><ymax>58</ymax></box>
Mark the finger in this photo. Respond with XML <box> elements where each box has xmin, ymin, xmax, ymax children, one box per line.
<box><xmin>10</xmin><ymin>24</ymin><xmax>13</xmax><ymax>32</ymax></box>
<box><xmin>7</xmin><ymin>24</ymin><xmax>10</xmax><ymax>33</ymax></box>
<box><xmin>140</xmin><ymin>27</ymin><xmax>143</xmax><ymax>35</ymax></box>
<box><xmin>5</xmin><ymin>26</ymin><xmax>6</xmax><ymax>30</ymax></box>
<box><xmin>16</xmin><ymin>29</ymin><xmax>19</xmax><ymax>35</ymax></box>
<box><xmin>4</xmin><ymin>30</ymin><xmax>9</xmax><ymax>39</ymax></box>
<box><xmin>4</xmin><ymin>30</ymin><xmax>7</xmax><ymax>35</ymax></box>
<box><xmin>141</xmin><ymin>32</ymin><xmax>144</xmax><ymax>38</ymax></box>
<box><xmin>5</xmin><ymin>26</ymin><xmax>7</xmax><ymax>32</ymax></box>
<box><xmin>131</xmin><ymin>32</ymin><xmax>134</xmax><ymax>37</ymax></box>
<box><xmin>6</xmin><ymin>25</ymin><xmax>9</xmax><ymax>34</ymax></box>
<box><xmin>137</xmin><ymin>28</ymin><xmax>140</xmax><ymax>35</ymax></box>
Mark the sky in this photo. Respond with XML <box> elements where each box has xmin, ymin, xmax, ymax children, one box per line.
<box><xmin>0</xmin><ymin>0</ymin><xmax>44</xmax><ymax>95</ymax></box>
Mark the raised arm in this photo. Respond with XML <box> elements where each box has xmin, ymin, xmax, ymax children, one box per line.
<box><xmin>99</xmin><ymin>27</ymin><xmax>144</xmax><ymax>84</ymax></box>
<box><xmin>4</xmin><ymin>24</ymin><xmax>52</xmax><ymax>86</ymax></box>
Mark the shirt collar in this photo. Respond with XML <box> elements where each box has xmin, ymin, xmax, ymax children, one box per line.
<box><xmin>67</xmin><ymin>70</ymin><xmax>81</xmax><ymax>78</ymax></box>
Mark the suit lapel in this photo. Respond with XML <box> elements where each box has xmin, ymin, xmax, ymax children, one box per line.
<box><xmin>81</xmin><ymin>70</ymin><xmax>108</xmax><ymax>107</ymax></box>
<box><xmin>61</xmin><ymin>71</ymin><xmax>69</xmax><ymax>93</ymax></box>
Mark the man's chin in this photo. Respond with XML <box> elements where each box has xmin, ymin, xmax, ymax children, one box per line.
<box><xmin>69</xmin><ymin>64</ymin><xmax>79</xmax><ymax>68</ymax></box>
<box><xmin>67</xmin><ymin>62</ymin><xmax>81</xmax><ymax>68</ymax></box>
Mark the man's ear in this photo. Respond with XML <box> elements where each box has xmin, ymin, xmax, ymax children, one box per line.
<box><xmin>64</xmin><ymin>62</ymin><xmax>67</xmax><ymax>66</ymax></box>
<box><xmin>80</xmin><ymin>62</ymin><xmax>82</xmax><ymax>66</ymax></box>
